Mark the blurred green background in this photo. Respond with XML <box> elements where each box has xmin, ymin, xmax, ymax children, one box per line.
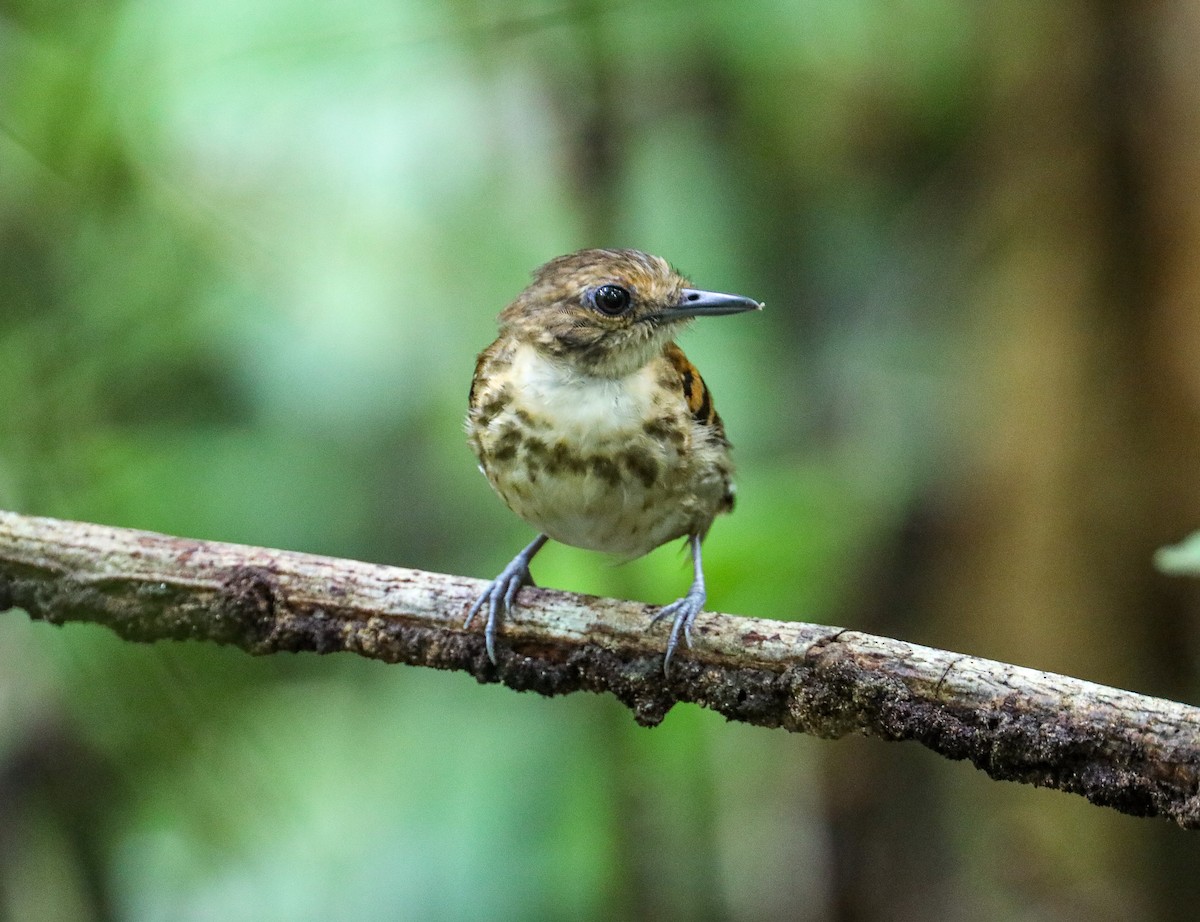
<box><xmin>4</xmin><ymin>1</ymin><xmax>1200</xmax><ymax>919</ymax></box>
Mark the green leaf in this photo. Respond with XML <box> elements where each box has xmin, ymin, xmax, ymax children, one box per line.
<box><xmin>1154</xmin><ymin>531</ymin><xmax>1200</xmax><ymax>576</ymax></box>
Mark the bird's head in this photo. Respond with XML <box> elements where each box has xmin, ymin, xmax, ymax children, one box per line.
<box><xmin>498</xmin><ymin>248</ymin><xmax>762</xmax><ymax>378</ymax></box>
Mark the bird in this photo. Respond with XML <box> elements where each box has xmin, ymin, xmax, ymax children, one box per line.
<box><xmin>464</xmin><ymin>248</ymin><xmax>761</xmax><ymax>674</ymax></box>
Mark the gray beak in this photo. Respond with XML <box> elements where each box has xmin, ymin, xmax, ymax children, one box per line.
<box><xmin>650</xmin><ymin>288</ymin><xmax>764</xmax><ymax>322</ymax></box>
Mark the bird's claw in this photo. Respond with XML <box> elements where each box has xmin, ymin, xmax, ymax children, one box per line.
<box><xmin>650</xmin><ymin>586</ymin><xmax>707</xmax><ymax>676</ymax></box>
<box><xmin>465</xmin><ymin>557</ymin><xmax>534</xmax><ymax>664</ymax></box>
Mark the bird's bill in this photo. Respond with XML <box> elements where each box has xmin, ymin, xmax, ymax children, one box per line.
<box><xmin>651</xmin><ymin>288</ymin><xmax>764</xmax><ymax>321</ymax></box>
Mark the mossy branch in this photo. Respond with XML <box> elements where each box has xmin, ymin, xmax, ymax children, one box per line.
<box><xmin>2</xmin><ymin>510</ymin><xmax>1198</xmax><ymax>828</ymax></box>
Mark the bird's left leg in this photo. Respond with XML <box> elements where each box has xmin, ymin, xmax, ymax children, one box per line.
<box><xmin>649</xmin><ymin>533</ymin><xmax>707</xmax><ymax>675</ymax></box>
<box><xmin>465</xmin><ymin>533</ymin><xmax>549</xmax><ymax>664</ymax></box>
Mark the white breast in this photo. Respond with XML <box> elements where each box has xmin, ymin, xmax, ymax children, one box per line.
<box><xmin>477</xmin><ymin>343</ymin><xmax>726</xmax><ymax>557</ymax></box>
<box><xmin>507</xmin><ymin>343</ymin><xmax>660</xmax><ymax>437</ymax></box>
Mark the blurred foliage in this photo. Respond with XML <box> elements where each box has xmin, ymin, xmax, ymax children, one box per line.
<box><xmin>3</xmin><ymin>1</ymin><xmax>1200</xmax><ymax>920</ymax></box>
<box><xmin>1157</xmin><ymin>532</ymin><xmax>1200</xmax><ymax>576</ymax></box>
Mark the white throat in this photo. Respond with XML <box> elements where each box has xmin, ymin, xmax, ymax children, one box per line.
<box><xmin>508</xmin><ymin>342</ymin><xmax>659</xmax><ymax>433</ymax></box>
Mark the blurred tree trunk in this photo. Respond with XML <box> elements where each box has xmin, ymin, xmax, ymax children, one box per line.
<box><xmin>1126</xmin><ymin>3</ymin><xmax>1200</xmax><ymax>920</ymax></box>
<box><xmin>827</xmin><ymin>3</ymin><xmax>1200</xmax><ymax>921</ymax></box>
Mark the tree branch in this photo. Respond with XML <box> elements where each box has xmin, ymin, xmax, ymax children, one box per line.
<box><xmin>1</xmin><ymin>510</ymin><xmax>1198</xmax><ymax>828</ymax></box>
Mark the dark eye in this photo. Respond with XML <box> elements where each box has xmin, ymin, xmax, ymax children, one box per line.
<box><xmin>590</xmin><ymin>284</ymin><xmax>632</xmax><ymax>316</ymax></box>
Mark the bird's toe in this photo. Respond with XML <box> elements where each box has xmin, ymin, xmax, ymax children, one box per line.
<box><xmin>466</xmin><ymin>556</ymin><xmax>535</xmax><ymax>664</ymax></box>
<box><xmin>651</xmin><ymin>587</ymin><xmax>707</xmax><ymax>676</ymax></box>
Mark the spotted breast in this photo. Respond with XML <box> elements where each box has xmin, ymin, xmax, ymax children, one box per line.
<box><xmin>468</xmin><ymin>339</ymin><xmax>733</xmax><ymax>559</ymax></box>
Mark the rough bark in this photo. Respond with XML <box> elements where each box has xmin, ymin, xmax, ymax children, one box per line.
<box><xmin>1</xmin><ymin>510</ymin><xmax>1198</xmax><ymax>828</ymax></box>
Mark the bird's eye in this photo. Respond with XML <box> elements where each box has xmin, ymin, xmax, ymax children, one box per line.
<box><xmin>590</xmin><ymin>284</ymin><xmax>632</xmax><ymax>316</ymax></box>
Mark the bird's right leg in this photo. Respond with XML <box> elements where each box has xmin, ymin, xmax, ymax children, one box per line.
<box><xmin>465</xmin><ymin>533</ymin><xmax>549</xmax><ymax>663</ymax></box>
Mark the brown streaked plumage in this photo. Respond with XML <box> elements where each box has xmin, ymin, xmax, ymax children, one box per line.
<box><xmin>465</xmin><ymin>248</ymin><xmax>761</xmax><ymax>673</ymax></box>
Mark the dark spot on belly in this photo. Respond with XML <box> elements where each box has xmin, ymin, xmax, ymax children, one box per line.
<box><xmin>474</xmin><ymin>388</ymin><xmax>510</xmax><ymax>427</ymax></box>
<box><xmin>547</xmin><ymin>440</ymin><xmax>588</xmax><ymax>475</ymax></box>
<box><xmin>591</xmin><ymin>455</ymin><xmax>621</xmax><ymax>486</ymax></box>
<box><xmin>489</xmin><ymin>423</ymin><xmax>523</xmax><ymax>462</ymax></box>
<box><xmin>620</xmin><ymin>447</ymin><xmax>660</xmax><ymax>488</ymax></box>
<box><xmin>644</xmin><ymin>414</ymin><xmax>686</xmax><ymax>448</ymax></box>
<box><xmin>643</xmin><ymin>416</ymin><xmax>672</xmax><ymax>439</ymax></box>
<box><xmin>514</xmin><ymin>408</ymin><xmax>549</xmax><ymax>429</ymax></box>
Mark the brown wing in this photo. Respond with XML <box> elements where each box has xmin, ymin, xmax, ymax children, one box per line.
<box><xmin>662</xmin><ymin>342</ymin><xmax>729</xmax><ymax>446</ymax></box>
<box><xmin>468</xmin><ymin>339</ymin><xmax>499</xmax><ymax>408</ymax></box>
<box><xmin>662</xmin><ymin>342</ymin><xmax>735</xmax><ymax>516</ymax></box>
<box><xmin>468</xmin><ymin>337</ymin><xmax>518</xmax><ymax>418</ymax></box>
